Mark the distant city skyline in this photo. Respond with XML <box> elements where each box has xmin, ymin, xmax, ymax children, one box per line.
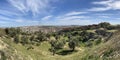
<box><xmin>0</xmin><ymin>0</ymin><xmax>120</xmax><ymax>27</ymax></box>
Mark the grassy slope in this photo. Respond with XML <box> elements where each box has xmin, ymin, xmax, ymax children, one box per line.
<box><xmin>1</xmin><ymin>30</ymin><xmax>120</xmax><ymax>60</ymax></box>
<box><xmin>81</xmin><ymin>31</ymin><xmax>120</xmax><ymax>60</ymax></box>
<box><xmin>2</xmin><ymin>37</ymin><xmax>86</xmax><ymax>60</ymax></box>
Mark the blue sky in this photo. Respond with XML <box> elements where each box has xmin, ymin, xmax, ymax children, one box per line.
<box><xmin>0</xmin><ymin>0</ymin><xmax>120</xmax><ymax>27</ymax></box>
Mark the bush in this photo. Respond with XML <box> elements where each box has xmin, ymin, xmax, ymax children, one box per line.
<box><xmin>21</xmin><ymin>36</ymin><xmax>29</xmax><ymax>45</ymax></box>
<box><xmin>95</xmin><ymin>29</ymin><xmax>107</xmax><ymax>36</ymax></box>
<box><xmin>14</xmin><ymin>35</ymin><xmax>20</xmax><ymax>44</ymax></box>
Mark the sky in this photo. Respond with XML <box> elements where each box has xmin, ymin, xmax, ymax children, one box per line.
<box><xmin>0</xmin><ymin>0</ymin><xmax>120</xmax><ymax>27</ymax></box>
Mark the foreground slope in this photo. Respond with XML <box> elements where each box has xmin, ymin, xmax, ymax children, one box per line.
<box><xmin>81</xmin><ymin>31</ymin><xmax>120</xmax><ymax>60</ymax></box>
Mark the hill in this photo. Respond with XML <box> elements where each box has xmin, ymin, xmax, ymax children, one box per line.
<box><xmin>1</xmin><ymin>30</ymin><xmax>120</xmax><ymax>60</ymax></box>
<box><xmin>0</xmin><ymin>22</ymin><xmax>120</xmax><ymax>60</ymax></box>
<box><xmin>81</xmin><ymin>31</ymin><xmax>120</xmax><ymax>60</ymax></box>
<box><xmin>19</xmin><ymin>26</ymin><xmax>80</xmax><ymax>33</ymax></box>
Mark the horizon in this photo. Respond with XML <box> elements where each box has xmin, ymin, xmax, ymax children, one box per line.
<box><xmin>1</xmin><ymin>22</ymin><xmax>120</xmax><ymax>28</ymax></box>
<box><xmin>0</xmin><ymin>0</ymin><xmax>120</xmax><ymax>27</ymax></box>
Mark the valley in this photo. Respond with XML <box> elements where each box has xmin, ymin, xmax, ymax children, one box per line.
<box><xmin>0</xmin><ymin>22</ymin><xmax>120</xmax><ymax>60</ymax></box>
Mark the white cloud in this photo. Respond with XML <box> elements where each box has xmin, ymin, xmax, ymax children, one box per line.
<box><xmin>0</xmin><ymin>9</ymin><xmax>22</xmax><ymax>17</ymax></box>
<box><xmin>65</xmin><ymin>11</ymin><xmax>87</xmax><ymax>16</ymax></box>
<box><xmin>41</xmin><ymin>11</ymin><xmax>91</xmax><ymax>25</ymax></box>
<box><xmin>41</xmin><ymin>15</ymin><xmax>52</xmax><ymax>20</ymax></box>
<box><xmin>8</xmin><ymin>0</ymin><xmax>57</xmax><ymax>16</ymax></box>
<box><xmin>57</xmin><ymin>16</ymin><xmax>88</xmax><ymax>21</ymax></box>
<box><xmin>0</xmin><ymin>15</ymin><xmax>13</xmax><ymax>21</ymax></box>
<box><xmin>15</xmin><ymin>19</ymin><xmax>39</xmax><ymax>23</ymax></box>
<box><xmin>55</xmin><ymin>11</ymin><xmax>89</xmax><ymax>20</ymax></box>
<box><xmin>111</xmin><ymin>1</ymin><xmax>120</xmax><ymax>10</ymax></box>
<box><xmin>8</xmin><ymin>0</ymin><xmax>27</xmax><ymax>12</ymax></box>
<box><xmin>40</xmin><ymin>9</ymin><xmax>92</xmax><ymax>25</ymax></box>
<box><xmin>92</xmin><ymin>0</ymin><xmax>111</xmax><ymax>5</ymax></box>
<box><xmin>89</xmin><ymin>7</ymin><xmax>111</xmax><ymax>11</ymax></box>
<box><xmin>89</xmin><ymin>0</ymin><xmax>120</xmax><ymax>11</ymax></box>
<box><xmin>0</xmin><ymin>15</ymin><xmax>39</xmax><ymax>25</ymax></box>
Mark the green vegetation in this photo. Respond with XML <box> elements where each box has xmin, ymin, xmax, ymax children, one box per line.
<box><xmin>0</xmin><ymin>22</ymin><xmax>120</xmax><ymax>60</ymax></box>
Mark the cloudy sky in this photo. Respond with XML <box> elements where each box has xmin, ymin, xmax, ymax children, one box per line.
<box><xmin>0</xmin><ymin>0</ymin><xmax>120</xmax><ymax>27</ymax></box>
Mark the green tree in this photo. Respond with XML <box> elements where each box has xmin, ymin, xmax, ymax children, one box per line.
<box><xmin>49</xmin><ymin>40</ymin><xmax>57</xmax><ymax>55</ymax></box>
<box><xmin>14</xmin><ymin>35</ymin><xmax>20</xmax><ymax>44</ymax></box>
<box><xmin>49</xmin><ymin>39</ymin><xmax>65</xmax><ymax>55</ymax></box>
<box><xmin>98</xmin><ymin>22</ymin><xmax>111</xmax><ymax>28</ymax></box>
<box><xmin>37</xmin><ymin>31</ymin><xmax>46</xmax><ymax>42</ymax></box>
<box><xmin>21</xmin><ymin>36</ymin><xmax>29</xmax><ymax>45</ymax></box>
<box><xmin>30</xmin><ymin>35</ymin><xmax>35</xmax><ymax>42</ymax></box>
<box><xmin>5</xmin><ymin>28</ymin><xmax>21</xmax><ymax>37</ymax></box>
<box><xmin>68</xmin><ymin>40</ymin><xmax>76</xmax><ymax>51</ymax></box>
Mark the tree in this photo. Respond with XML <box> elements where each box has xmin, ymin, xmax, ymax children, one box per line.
<box><xmin>49</xmin><ymin>39</ymin><xmax>65</xmax><ymax>55</ymax></box>
<box><xmin>30</xmin><ymin>35</ymin><xmax>35</xmax><ymax>42</ymax></box>
<box><xmin>68</xmin><ymin>40</ymin><xmax>76</xmax><ymax>51</ymax></box>
<box><xmin>14</xmin><ymin>35</ymin><xmax>20</xmax><ymax>44</ymax></box>
<box><xmin>49</xmin><ymin>40</ymin><xmax>57</xmax><ymax>55</ymax></box>
<box><xmin>98</xmin><ymin>22</ymin><xmax>111</xmax><ymax>28</ymax></box>
<box><xmin>21</xmin><ymin>36</ymin><xmax>29</xmax><ymax>45</ymax></box>
<box><xmin>37</xmin><ymin>31</ymin><xmax>46</xmax><ymax>42</ymax></box>
<box><xmin>55</xmin><ymin>40</ymin><xmax>65</xmax><ymax>49</ymax></box>
<box><xmin>5</xmin><ymin>28</ymin><xmax>21</xmax><ymax>37</ymax></box>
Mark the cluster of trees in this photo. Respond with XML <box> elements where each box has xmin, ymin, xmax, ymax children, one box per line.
<box><xmin>5</xmin><ymin>28</ymin><xmax>21</xmax><ymax>37</ymax></box>
<box><xmin>49</xmin><ymin>35</ymin><xmax>78</xmax><ymax>55</ymax></box>
<box><xmin>3</xmin><ymin>27</ymin><xmax>111</xmax><ymax>55</ymax></box>
<box><xmin>49</xmin><ymin>29</ymin><xmax>112</xmax><ymax>55</ymax></box>
<box><xmin>3</xmin><ymin>28</ymin><xmax>47</xmax><ymax>47</ymax></box>
<box><xmin>60</xmin><ymin>22</ymin><xmax>115</xmax><ymax>32</ymax></box>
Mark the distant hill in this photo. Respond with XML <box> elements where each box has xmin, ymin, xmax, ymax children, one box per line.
<box><xmin>19</xmin><ymin>26</ymin><xmax>81</xmax><ymax>33</ymax></box>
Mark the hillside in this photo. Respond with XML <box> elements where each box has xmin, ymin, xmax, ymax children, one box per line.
<box><xmin>1</xmin><ymin>0</ymin><xmax>120</xmax><ymax>60</ymax></box>
<box><xmin>0</xmin><ymin>22</ymin><xmax>120</xmax><ymax>60</ymax></box>
<box><xmin>81</xmin><ymin>31</ymin><xmax>120</xmax><ymax>60</ymax></box>
<box><xmin>1</xmin><ymin>31</ymin><xmax>120</xmax><ymax>60</ymax></box>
